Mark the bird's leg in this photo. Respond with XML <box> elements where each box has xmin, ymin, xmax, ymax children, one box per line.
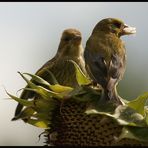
<box><xmin>108</xmin><ymin>88</ymin><xmax>124</xmax><ymax>105</ymax></box>
<box><xmin>100</xmin><ymin>87</ymin><xmax>123</xmax><ymax>106</ymax></box>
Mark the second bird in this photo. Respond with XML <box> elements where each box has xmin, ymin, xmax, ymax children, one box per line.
<box><xmin>84</xmin><ymin>18</ymin><xmax>136</xmax><ymax>105</ymax></box>
<box><xmin>13</xmin><ymin>28</ymin><xmax>86</xmax><ymax>118</ymax></box>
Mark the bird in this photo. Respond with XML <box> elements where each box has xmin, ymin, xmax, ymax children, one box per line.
<box><xmin>13</xmin><ymin>28</ymin><xmax>86</xmax><ymax>119</ymax></box>
<box><xmin>84</xmin><ymin>18</ymin><xmax>136</xmax><ymax>105</ymax></box>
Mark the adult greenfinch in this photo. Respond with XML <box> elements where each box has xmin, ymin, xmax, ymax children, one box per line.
<box><xmin>84</xmin><ymin>18</ymin><xmax>136</xmax><ymax>105</ymax></box>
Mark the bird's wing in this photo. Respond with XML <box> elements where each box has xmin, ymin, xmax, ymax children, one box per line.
<box><xmin>107</xmin><ymin>53</ymin><xmax>126</xmax><ymax>91</ymax></box>
<box><xmin>84</xmin><ymin>47</ymin><xmax>125</xmax><ymax>90</ymax></box>
<box><xmin>36</xmin><ymin>54</ymin><xmax>58</xmax><ymax>76</ymax></box>
<box><xmin>84</xmin><ymin>48</ymin><xmax>107</xmax><ymax>87</ymax></box>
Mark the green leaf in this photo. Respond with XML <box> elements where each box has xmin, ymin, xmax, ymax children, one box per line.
<box><xmin>67</xmin><ymin>86</ymin><xmax>87</xmax><ymax>97</ymax></box>
<box><xmin>33</xmin><ymin>98</ymin><xmax>58</xmax><ymax>113</ymax></box>
<box><xmin>24</xmin><ymin>86</ymin><xmax>62</xmax><ymax>100</ymax></box>
<box><xmin>32</xmin><ymin>113</ymin><xmax>51</xmax><ymax>121</ymax></box>
<box><xmin>23</xmin><ymin>73</ymin><xmax>73</xmax><ymax>93</ymax></box>
<box><xmin>69</xmin><ymin>60</ymin><xmax>91</xmax><ymax>85</ymax></box>
<box><xmin>6</xmin><ymin>91</ymin><xmax>33</xmax><ymax>106</ymax></box>
<box><xmin>49</xmin><ymin>84</ymin><xmax>73</xmax><ymax>93</ymax></box>
<box><xmin>67</xmin><ymin>85</ymin><xmax>101</xmax><ymax>102</ymax></box>
<box><xmin>127</xmin><ymin>92</ymin><xmax>148</xmax><ymax>116</ymax></box>
<box><xmin>19</xmin><ymin>72</ymin><xmax>68</xmax><ymax>100</ymax></box>
<box><xmin>118</xmin><ymin>126</ymin><xmax>148</xmax><ymax>142</ymax></box>
<box><xmin>27</xmin><ymin>118</ymin><xmax>49</xmax><ymax>128</ymax></box>
<box><xmin>23</xmin><ymin>73</ymin><xmax>50</xmax><ymax>87</ymax></box>
<box><xmin>13</xmin><ymin>107</ymin><xmax>35</xmax><ymax>120</ymax></box>
<box><xmin>18</xmin><ymin>72</ymin><xmax>37</xmax><ymax>89</ymax></box>
<box><xmin>36</xmin><ymin>86</ymin><xmax>63</xmax><ymax>99</ymax></box>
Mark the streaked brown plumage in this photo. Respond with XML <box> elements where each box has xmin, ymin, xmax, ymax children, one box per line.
<box><xmin>13</xmin><ymin>28</ymin><xmax>86</xmax><ymax>119</ymax></box>
<box><xmin>84</xmin><ymin>18</ymin><xmax>136</xmax><ymax>105</ymax></box>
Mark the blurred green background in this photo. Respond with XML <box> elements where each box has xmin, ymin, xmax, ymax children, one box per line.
<box><xmin>0</xmin><ymin>2</ymin><xmax>148</xmax><ymax>146</ymax></box>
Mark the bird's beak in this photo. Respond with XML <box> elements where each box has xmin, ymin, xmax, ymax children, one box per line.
<box><xmin>122</xmin><ymin>24</ymin><xmax>136</xmax><ymax>35</ymax></box>
<box><xmin>73</xmin><ymin>35</ymin><xmax>82</xmax><ymax>41</ymax></box>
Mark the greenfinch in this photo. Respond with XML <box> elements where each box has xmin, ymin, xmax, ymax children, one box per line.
<box><xmin>84</xmin><ymin>18</ymin><xmax>136</xmax><ymax>105</ymax></box>
<box><xmin>13</xmin><ymin>28</ymin><xmax>86</xmax><ymax>118</ymax></box>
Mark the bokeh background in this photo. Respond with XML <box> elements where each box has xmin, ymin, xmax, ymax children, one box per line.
<box><xmin>0</xmin><ymin>2</ymin><xmax>148</xmax><ymax>146</ymax></box>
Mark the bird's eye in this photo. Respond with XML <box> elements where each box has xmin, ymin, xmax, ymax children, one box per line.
<box><xmin>64</xmin><ymin>37</ymin><xmax>71</xmax><ymax>42</ymax></box>
<box><xmin>114</xmin><ymin>22</ymin><xmax>121</xmax><ymax>28</ymax></box>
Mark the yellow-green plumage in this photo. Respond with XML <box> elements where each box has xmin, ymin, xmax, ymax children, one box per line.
<box><xmin>84</xmin><ymin>18</ymin><xmax>136</xmax><ymax>105</ymax></box>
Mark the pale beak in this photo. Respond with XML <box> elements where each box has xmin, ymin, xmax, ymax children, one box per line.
<box><xmin>73</xmin><ymin>35</ymin><xmax>82</xmax><ymax>41</ymax></box>
<box><xmin>122</xmin><ymin>24</ymin><xmax>136</xmax><ymax>35</ymax></box>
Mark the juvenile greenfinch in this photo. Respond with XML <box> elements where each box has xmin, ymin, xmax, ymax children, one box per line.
<box><xmin>13</xmin><ymin>28</ymin><xmax>86</xmax><ymax>118</ymax></box>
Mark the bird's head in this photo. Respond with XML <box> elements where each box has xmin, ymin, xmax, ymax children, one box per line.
<box><xmin>61</xmin><ymin>29</ymin><xmax>82</xmax><ymax>45</ymax></box>
<box><xmin>58</xmin><ymin>28</ymin><xmax>83</xmax><ymax>57</ymax></box>
<box><xmin>92</xmin><ymin>18</ymin><xmax>136</xmax><ymax>37</ymax></box>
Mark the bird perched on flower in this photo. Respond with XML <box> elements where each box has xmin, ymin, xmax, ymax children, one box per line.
<box><xmin>13</xmin><ymin>28</ymin><xmax>86</xmax><ymax>118</ymax></box>
<box><xmin>84</xmin><ymin>18</ymin><xmax>136</xmax><ymax>105</ymax></box>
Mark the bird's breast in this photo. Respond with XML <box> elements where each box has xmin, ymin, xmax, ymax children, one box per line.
<box><xmin>50</xmin><ymin>59</ymin><xmax>79</xmax><ymax>87</ymax></box>
<box><xmin>90</xmin><ymin>34</ymin><xmax>125</xmax><ymax>58</ymax></box>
